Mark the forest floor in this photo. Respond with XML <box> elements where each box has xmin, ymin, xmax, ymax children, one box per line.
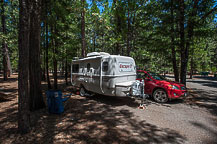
<box><xmin>0</xmin><ymin>74</ymin><xmax>217</xmax><ymax>144</ymax></box>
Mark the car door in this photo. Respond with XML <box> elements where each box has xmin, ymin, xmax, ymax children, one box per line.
<box><xmin>144</xmin><ymin>73</ymin><xmax>154</xmax><ymax>95</ymax></box>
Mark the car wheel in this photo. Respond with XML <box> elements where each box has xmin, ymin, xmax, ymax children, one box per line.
<box><xmin>153</xmin><ymin>89</ymin><xmax>168</xmax><ymax>103</ymax></box>
<box><xmin>80</xmin><ymin>87</ymin><xmax>86</xmax><ymax>97</ymax></box>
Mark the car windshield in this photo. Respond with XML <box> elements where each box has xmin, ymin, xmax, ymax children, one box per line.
<box><xmin>137</xmin><ymin>72</ymin><xmax>145</xmax><ymax>79</ymax></box>
<box><xmin>149</xmin><ymin>72</ymin><xmax>166</xmax><ymax>80</ymax></box>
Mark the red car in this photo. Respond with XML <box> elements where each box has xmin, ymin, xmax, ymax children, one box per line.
<box><xmin>137</xmin><ymin>70</ymin><xmax>187</xmax><ymax>103</ymax></box>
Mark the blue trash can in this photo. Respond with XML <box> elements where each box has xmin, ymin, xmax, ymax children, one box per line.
<box><xmin>46</xmin><ymin>90</ymin><xmax>64</xmax><ymax>114</ymax></box>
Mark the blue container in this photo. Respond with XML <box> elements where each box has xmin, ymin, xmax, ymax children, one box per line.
<box><xmin>46</xmin><ymin>90</ymin><xmax>65</xmax><ymax>114</ymax></box>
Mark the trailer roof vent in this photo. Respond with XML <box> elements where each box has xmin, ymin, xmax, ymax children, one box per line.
<box><xmin>87</xmin><ymin>52</ymin><xmax>110</xmax><ymax>57</ymax></box>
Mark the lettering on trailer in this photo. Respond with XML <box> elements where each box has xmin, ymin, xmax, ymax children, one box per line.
<box><xmin>119</xmin><ymin>62</ymin><xmax>133</xmax><ymax>72</ymax></box>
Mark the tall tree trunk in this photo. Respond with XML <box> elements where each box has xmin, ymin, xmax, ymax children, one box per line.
<box><xmin>101</xmin><ymin>33</ymin><xmax>104</xmax><ymax>52</ymax></box>
<box><xmin>65</xmin><ymin>53</ymin><xmax>68</xmax><ymax>85</ymax></box>
<box><xmin>45</xmin><ymin>0</ymin><xmax>51</xmax><ymax>89</ymax></box>
<box><xmin>61</xmin><ymin>61</ymin><xmax>64</xmax><ymax>76</ymax></box>
<box><xmin>65</xmin><ymin>30</ymin><xmax>68</xmax><ymax>85</ymax></box>
<box><xmin>42</xmin><ymin>37</ymin><xmax>46</xmax><ymax>81</ymax></box>
<box><xmin>127</xmin><ymin>0</ymin><xmax>131</xmax><ymax>56</ymax></box>
<box><xmin>131</xmin><ymin>11</ymin><xmax>136</xmax><ymax>53</ymax></box>
<box><xmin>81</xmin><ymin>0</ymin><xmax>86</xmax><ymax>57</ymax></box>
<box><xmin>180</xmin><ymin>0</ymin><xmax>198</xmax><ymax>85</ymax></box>
<box><xmin>29</xmin><ymin>0</ymin><xmax>45</xmax><ymax>111</ymax></box>
<box><xmin>41</xmin><ymin>25</ymin><xmax>46</xmax><ymax>81</ymax></box>
<box><xmin>190</xmin><ymin>55</ymin><xmax>193</xmax><ymax>79</ymax></box>
<box><xmin>170</xmin><ymin>0</ymin><xmax>179</xmax><ymax>82</ymax></box>
<box><xmin>52</xmin><ymin>25</ymin><xmax>58</xmax><ymax>90</ymax></box>
<box><xmin>93</xmin><ymin>33</ymin><xmax>96</xmax><ymax>52</ymax></box>
<box><xmin>114</xmin><ymin>0</ymin><xmax>121</xmax><ymax>55</ymax></box>
<box><xmin>53</xmin><ymin>51</ymin><xmax>58</xmax><ymax>90</ymax></box>
<box><xmin>185</xmin><ymin>1</ymin><xmax>198</xmax><ymax>79</ymax></box>
<box><xmin>18</xmin><ymin>0</ymin><xmax>30</xmax><ymax>134</ymax></box>
<box><xmin>6</xmin><ymin>44</ymin><xmax>12</xmax><ymax>76</ymax></box>
<box><xmin>179</xmin><ymin>0</ymin><xmax>186</xmax><ymax>84</ymax></box>
<box><xmin>1</xmin><ymin>0</ymin><xmax>12</xmax><ymax>80</ymax></box>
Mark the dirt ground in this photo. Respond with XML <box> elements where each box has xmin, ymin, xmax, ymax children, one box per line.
<box><xmin>0</xmin><ymin>74</ymin><xmax>217</xmax><ymax>144</ymax></box>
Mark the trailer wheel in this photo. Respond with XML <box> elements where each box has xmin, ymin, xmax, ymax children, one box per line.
<box><xmin>80</xmin><ymin>87</ymin><xmax>86</xmax><ymax>97</ymax></box>
<box><xmin>153</xmin><ymin>89</ymin><xmax>168</xmax><ymax>103</ymax></box>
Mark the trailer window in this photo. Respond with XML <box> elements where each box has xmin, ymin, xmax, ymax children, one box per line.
<box><xmin>87</xmin><ymin>63</ymin><xmax>90</xmax><ymax>72</ymax></box>
<box><xmin>102</xmin><ymin>62</ymin><xmax>108</xmax><ymax>72</ymax></box>
<box><xmin>72</xmin><ymin>64</ymin><xmax>79</xmax><ymax>73</ymax></box>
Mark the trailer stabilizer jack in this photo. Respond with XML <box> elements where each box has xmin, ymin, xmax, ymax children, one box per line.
<box><xmin>138</xmin><ymin>104</ymin><xmax>146</xmax><ymax>110</ymax></box>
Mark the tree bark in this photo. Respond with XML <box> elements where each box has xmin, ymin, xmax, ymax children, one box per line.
<box><xmin>53</xmin><ymin>52</ymin><xmax>58</xmax><ymax>90</ymax></box>
<box><xmin>29</xmin><ymin>0</ymin><xmax>45</xmax><ymax>111</ymax></box>
<box><xmin>18</xmin><ymin>0</ymin><xmax>30</xmax><ymax>134</ymax></box>
<box><xmin>52</xmin><ymin>24</ymin><xmax>58</xmax><ymax>90</ymax></box>
<box><xmin>61</xmin><ymin>61</ymin><xmax>64</xmax><ymax>76</ymax></box>
<box><xmin>81</xmin><ymin>0</ymin><xmax>86</xmax><ymax>57</ymax></box>
<box><xmin>131</xmin><ymin>10</ymin><xmax>136</xmax><ymax>54</ymax></box>
<box><xmin>45</xmin><ymin>0</ymin><xmax>51</xmax><ymax>89</ymax></box>
<box><xmin>170</xmin><ymin>0</ymin><xmax>179</xmax><ymax>82</ymax></box>
<box><xmin>41</xmin><ymin>23</ymin><xmax>46</xmax><ymax>81</ymax></box>
<box><xmin>65</xmin><ymin>54</ymin><xmax>68</xmax><ymax>85</ymax></box>
<box><xmin>180</xmin><ymin>0</ymin><xmax>198</xmax><ymax>85</ymax></box>
<box><xmin>64</xmin><ymin>30</ymin><xmax>68</xmax><ymax>85</ymax></box>
<box><xmin>179</xmin><ymin>0</ymin><xmax>186</xmax><ymax>85</ymax></box>
<box><xmin>93</xmin><ymin>32</ymin><xmax>96</xmax><ymax>52</ymax></box>
<box><xmin>1</xmin><ymin>0</ymin><xmax>12</xmax><ymax>80</ymax></box>
<box><xmin>53</xmin><ymin>39</ymin><xmax>58</xmax><ymax>89</ymax></box>
<box><xmin>190</xmin><ymin>55</ymin><xmax>193</xmax><ymax>79</ymax></box>
<box><xmin>6</xmin><ymin>43</ymin><xmax>12</xmax><ymax>76</ymax></box>
<box><xmin>127</xmin><ymin>1</ymin><xmax>131</xmax><ymax>56</ymax></box>
<box><xmin>114</xmin><ymin>0</ymin><xmax>121</xmax><ymax>55</ymax></box>
<box><xmin>42</xmin><ymin>32</ymin><xmax>46</xmax><ymax>81</ymax></box>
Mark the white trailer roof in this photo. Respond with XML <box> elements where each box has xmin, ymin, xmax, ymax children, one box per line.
<box><xmin>72</xmin><ymin>52</ymin><xmax>134</xmax><ymax>62</ymax></box>
<box><xmin>87</xmin><ymin>52</ymin><xmax>110</xmax><ymax>57</ymax></box>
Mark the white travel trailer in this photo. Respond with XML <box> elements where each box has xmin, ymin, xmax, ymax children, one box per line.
<box><xmin>71</xmin><ymin>52</ymin><xmax>143</xmax><ymax>97</ymax></box>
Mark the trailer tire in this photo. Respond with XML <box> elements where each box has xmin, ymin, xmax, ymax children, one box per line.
<box><xmin>79</xmin><ymin>87</ymin><xmax>87</xmax><ymax>97</ymax></box>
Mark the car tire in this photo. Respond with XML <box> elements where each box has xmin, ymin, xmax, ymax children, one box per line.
<box><xmin>153</xmin><ymin>89</ymin><xmax>168</xmax><ymax>103</ymax></box>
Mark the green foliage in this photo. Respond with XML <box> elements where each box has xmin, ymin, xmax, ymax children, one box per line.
<box><xmin>1</xmin><ymin>0</ymin><xmax>216</xmax><ymax>75</ymax></box>
<box><xmin>0</xmin><ymin>0</ymin><xmax>19</xmax><ymax>71</ymax></box>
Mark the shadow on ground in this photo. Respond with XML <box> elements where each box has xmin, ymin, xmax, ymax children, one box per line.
<box><xmin>31</xmin><ymin>95</ymin><xmax>185</xmax><ymax>144</ymax></box>
<box><xmin>188</xmin><ymin>79</ymin><xmax>217</xmax><ymax>89</ymax></box>
<box><xmin>190</xmin><ymin>121</ymin><xmax>217</xmax><ymax>143</ymax></box>
<box><xmin>0</xmin><ymin>75</ymin><xmax>18</xmax><ymax>101</ymax></box>
<box><xmin>0</xmin><ymin>75</ymin><xmax>187</xmax><ymax>143</ymax></box>
<box><xmin>0</xmin><ymin>77</ymin><xmax>18</xmax><ymax>83</ymax></box>
<box><xmin>185</xmin><ymin>88</ymin><xmax>217</xmax><ymax>116</ymax></box>
<box><xmin>166</xmin><ymin>75</ymin><xmax>217</xmax><ymax>116</ymax></box>
<box><xmin>193</xmin><ymin>76</ymin><xmax>217</xmax><ymax>81</ymax></box>
<box><xmin>89</xmin><ymin>94</ymin><xmax>139</xmax><ymax>108</ymax></box>
<box><xmin>0</xmin><ymin>94</ymin><xmax>186</xmax><ymax>144</ymax></box>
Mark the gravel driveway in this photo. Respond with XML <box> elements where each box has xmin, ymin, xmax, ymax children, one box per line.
<box><xmin>63</xmin><ymin>76</ymin><xmax>216</xmax><ymax>144</ymax></box>
<box><xmin>1</xmin><ymin>75</ymin><xmax>217</xmax><ymax>144</ymax></box>
<box><xmin>138</xmin><ymin>76</ymin><xmax>217</xmax><ymax>144</ymax></box>
<box><xmin>104</xmin><ymin>76</ymin><xmax>217</xmax><ymax>144</ymax></box>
